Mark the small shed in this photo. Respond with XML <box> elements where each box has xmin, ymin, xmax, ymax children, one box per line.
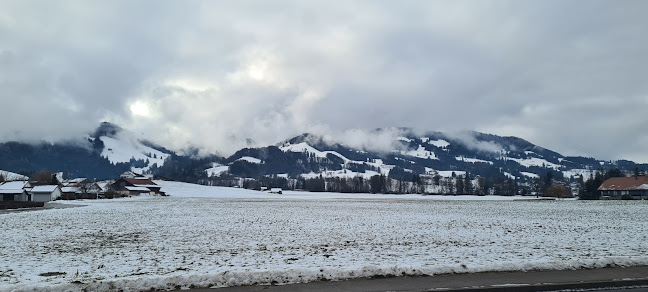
<box><xmin>30</xmin><ymin>185</ymin><xmax>62</xmax><ymax>202</ymax></box>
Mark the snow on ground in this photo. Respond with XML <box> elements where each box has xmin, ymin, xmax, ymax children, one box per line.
<box><xmin>301</xmin><ymin>170</ymin><xmax>382</xmax><ymax>180</ymax></box>
<box><xmin>506</xmin><ymin>157</ymin><xmax>562</xmax><ymax>170</ymax></box>
<box><xmin>280</xmin><ymin>142</ymin><xmax>350</xmax><ymax>162</ymax></box>
<box><xmin>237</xmin><ymin>156</ymin><xmax>262</xmax><ymax>164</ymax></box>
<box><xmin>0</xmin><ymin>170</ymin><xmax>28</xmax><ymax>181</ymax></box>
<box><xmin>455</xmin><ymin>156</ymin><xmax>494</xmax><ymax>165</ymax></box>
<box><xmin>503</xmin><ymin>172</ymin><xmax>517</xmax><ymax>180</ymax></box>
<box><xmin>158</xmin><ymin>181</ymin><xmax>543</xmax><ymax>201</ymax></box>
<box><xmin>563</xmin><ymin>169</ymin><xmax>594</xmax><ymax>181</ymax></box>
<box><xmin>2</xmin><ymin>182</ymin><xmax>648</xmax><ymax>292</ymax></box>
<box><xmin>100</xmin><ymin>133</ymin><xmax>170</xmax><ymax>173</ymax></box>
<box><xmin>428</xmin><ymin>139</ymin><xmax>450</xmax><ymax>148</ymax></box>
<box><xmin>521</xmin><ymin>172</ymin><xmax>540</xmax><ymax>178</ymax></box>
<box><xmin>437</xmin><ymin>170</ymin><xmax>467</xmax><ymax>178</ymax></box>
<box><xmin>205</xmin><ymin>163</ymin><xmax>229</xmax><ymax>177</ymax></box>
<box><xmin>362</xmin><ymin>159</ymin><xmax>393</xmax><ymax>175</ymax></box>
<box><xmin>402</xmin><ymin>145</ymin><xmax>438</xmax><ymax>160</ymax></box>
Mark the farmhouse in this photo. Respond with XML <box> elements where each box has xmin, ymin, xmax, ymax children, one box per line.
<box><xmin>598</xmin><ymin>176</ymin><xmax>648</xmax><ymax>199</ymax></box>
<box><xmin>30</xmin><ymin>185</ymin><xmax>62</xmax><ymax>202</ymax></box>
<box><xmin>112</xmin><ymin>178</ymin><xmax>162</xmax><ymax>197</ymax></box>
<box><xmin>60</xmin><ymin>186</ymin><xmax>81</xmax><ymax>200</ymax></box>
<box><xmin>0</xmin><ymin>181</ymin><xmax>30</xmax><ymax>201</ymax></box>
<box><xmin>65</xmin><ymin>179</ymin><xmax>103</xmax><ymax>199</ymax></box>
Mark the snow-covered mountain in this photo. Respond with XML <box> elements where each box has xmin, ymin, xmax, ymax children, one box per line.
<box><xmin>0</xmin><ymin>124</ymin><xmax>645</xmax><ymax>182</ymax></box>
<box><xmin>89</xmin><ymin>122</ymin><xmax>172</xmax><ymax>174</ymax></box>
<box><xmin>0</xmin><ymin>122</ymin><xmax>174</xmax><ymax>179</ymax></box>
<box><xmin>209</xmin><ymin>130</ymin><xmax>643</xmax><ymax>184</ymax></box>
<box><xmin>0</xmin><ymin>170</ymin><xmax>28</xmax><ymax>181</ymax></box>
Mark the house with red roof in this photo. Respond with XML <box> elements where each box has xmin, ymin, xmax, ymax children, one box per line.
<box><xmin>598</xmin><ymin>176</ymin><xmax>648</xmax><ymax>199</ymax></box>
<box><xmin>112</xmin><ymin>178</ymin><xmax>162</xmax><ymax>197</ymax></box>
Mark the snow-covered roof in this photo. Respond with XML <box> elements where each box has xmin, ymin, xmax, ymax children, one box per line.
<box><xmin>31</xmin><ymin>185</ymin><xmax>59</xmax><ymax>193</ymax></box>
<box><xmin>598</xmin><ymin>176</ymin><xmax>648</xmax><ymax>191</ymax></box>
<box><xmin>97</xmin><ymin>181</ymin><xmax>114</xmax><ymax>190</ymax></box>
<box><xmin>61</xmin><ymin>186</ymin><xmax>80</xmax><ymax>193</ymax></box>
<box><xmin>0</xmin><ymin>189</ymin><xmax>25</xmax><ymax>194</ymax></box>
<box><xmin>66</xmin><ymin>178</ymin><xmax>88</xmax><ymax>184</ymax></box>
<box><xmin>132</xmin><ymin>184</ymin><xmax>160</xmax><ymax>188</ymax></box>
<box><xmin>125</xmin><ymin>186</ymin><xmax>151</xmax><ymax>192</ymax></box>
<box><xmin>122</xmin><ymin>178</ymin><xmax>158</xmax><ymax>186</ymax></box>
<box><xmin>0</xmin><ymin>181</ymin><xmax>29</xmax><ymax>190</ymax></box>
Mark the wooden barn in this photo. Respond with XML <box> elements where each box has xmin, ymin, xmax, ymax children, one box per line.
<box><xmin>112</xmin><ymin>178</ymin><xmax>162</xmax><ymax>197</ymax></box>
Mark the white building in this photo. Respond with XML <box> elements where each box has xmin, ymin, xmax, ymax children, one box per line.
<box><xmin>30</xmin><ymin>185</ymin><xmax>62</xmax><ymax>202</ymax></box>
<box><xmin>0</xmin><ymin>181</ymin><xmax>30</xmax><ymax>201</ymax></box>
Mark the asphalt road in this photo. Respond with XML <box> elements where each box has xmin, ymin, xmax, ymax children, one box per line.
<box><xmin>179</xmin><ymin>266</ymin><xmax>648</xmax><ymax>292</ymax></box>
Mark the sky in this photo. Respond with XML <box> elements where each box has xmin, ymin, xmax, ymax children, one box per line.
<box><xmin>1</xmin><ymin>1</ymin><xmax>647</xmax><ymax>162</ymax></box>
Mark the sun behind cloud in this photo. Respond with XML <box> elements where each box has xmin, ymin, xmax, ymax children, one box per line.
<box><xmin>130</xmin><ymin>101</ymin><xmax>151</xmax><ymax>117</ymax></box>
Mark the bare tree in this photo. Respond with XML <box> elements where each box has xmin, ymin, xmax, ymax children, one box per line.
<box><xmin>30</xmin><ymin>170</ymin><xmax>54</xmax><ymax>185</ymax></box>
<box><xmin>545</xmin><ymin>185</ymin><xmax>572</xmax><ymax>198</ymax></box>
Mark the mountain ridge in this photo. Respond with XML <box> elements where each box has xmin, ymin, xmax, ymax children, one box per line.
<box><xmin>0</xmin><ymin>123</ymin><xmax>645</xmax><ymax>185</ymax></box>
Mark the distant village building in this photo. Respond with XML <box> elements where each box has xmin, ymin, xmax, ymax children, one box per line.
<box><xmin>96</xmin><ymin>181</ymin><xmax>115</xmax><ymax>194</ymax></box>
<box><xmin>598</xmin><ymin>176</ymin><xmax>648</xmax><ymax>199</ymax></box>
<box><xmin>119</xmin><ymin>171</ymin><xmax>141</xmax><ymax>179</ymax></box>
<box><xmin>112</xmin><ymin>178</ymin><xmax>162</xmax><ymax>197</ymax></box>
<box><xmin>61</xmin><ymin>186</ymin><xmax>81</xmax><ymax>200</ymax></box>
<box><xmin>30</xmin><ymin>185</ymin><xmax>62</xmax><ymax>202</ymax></box>
<box><xmin>0</xmin><ymin>181</ymin><xmax>30</xmax><ymax>201</ymax></box>
<box><xmin>60</xmin><ymin>178</ymin><xmax>103</xmax><ymax>199</ymax></box>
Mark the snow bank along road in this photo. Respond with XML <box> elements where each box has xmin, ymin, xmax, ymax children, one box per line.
<box><xmin>1</xmin><ymin>181</ymin><xmax>647</xmax><ymax>292</ymax></box>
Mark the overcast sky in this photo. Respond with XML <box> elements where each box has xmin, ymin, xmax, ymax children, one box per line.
<box><xmin>1</xmin><ymin>1</ymin><xmax>647</xmax><ymax>162</ymax></box>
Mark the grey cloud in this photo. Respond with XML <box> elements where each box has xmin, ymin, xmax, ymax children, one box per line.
<box><xmin>1</xmin><ymin>1</ymin><xmax>647</xmax><ymax>162</ymax></box>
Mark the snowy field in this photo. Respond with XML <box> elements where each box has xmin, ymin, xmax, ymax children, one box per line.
<box><xmin>1</xmin><ymin>182</ymin><xmax>648</xmax><ymax>292</ymax></box>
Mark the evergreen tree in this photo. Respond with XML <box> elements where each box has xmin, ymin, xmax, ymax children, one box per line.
<box><xmin>369</xmin><ymin>175</ymin><xmax>386</xmax><ymax>194</ymax></box>
<box><xmin>456</xmin><ymin>176</ymin><xmax>465</xmax><ymax>194</ymax></box>
<box><xmin>433</xmin><ymin>175</ymin><xmax>441</xmax><ymax>186</ymax></box>
<box><xmin>543</xmin><ymin>170</ymin><xmax>554</xmax><ymax>194</ymax></box>
<box><xmin>464</xmin><ymin>173</ymin><xmax>473</xmax><ymax>194</ymax></box>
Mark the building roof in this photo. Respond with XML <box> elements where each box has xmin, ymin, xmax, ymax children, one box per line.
<box><xmin>31</xmin><ymin>185</ymin><xmax>60</xmax><ymax>193</ymax></box>
<box><xmin>122</xmin><ymin>178</ymin><xmax>158</xmax><ymax>187</ymax></box>
<box><xmin>61</xmin><ymin>186</ymin><xmax>80</xmax><ymax>193</ymax></box>
<box><xmin>598</xmin><ymin>176</ymin><xmax>648</xmax><ymax>191</ymax></box>
<box><xmin>0</xmin><ymin>189</ymin><xmax>25</xmax><ymax>194</ymax></box>
<box><xmin>125</xmin><ymin>186</ymin><xmax>151</xmax><ymax>192</ymax></box>
<box><xmin>97</xmin><ymin>181</ymin><xmax>113</xmax><ymax>191</ymax></box>
<box><xmin>0</xmin><ymin>181</ymin><xmax>29</xmax><ymax>190</ymax></box>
